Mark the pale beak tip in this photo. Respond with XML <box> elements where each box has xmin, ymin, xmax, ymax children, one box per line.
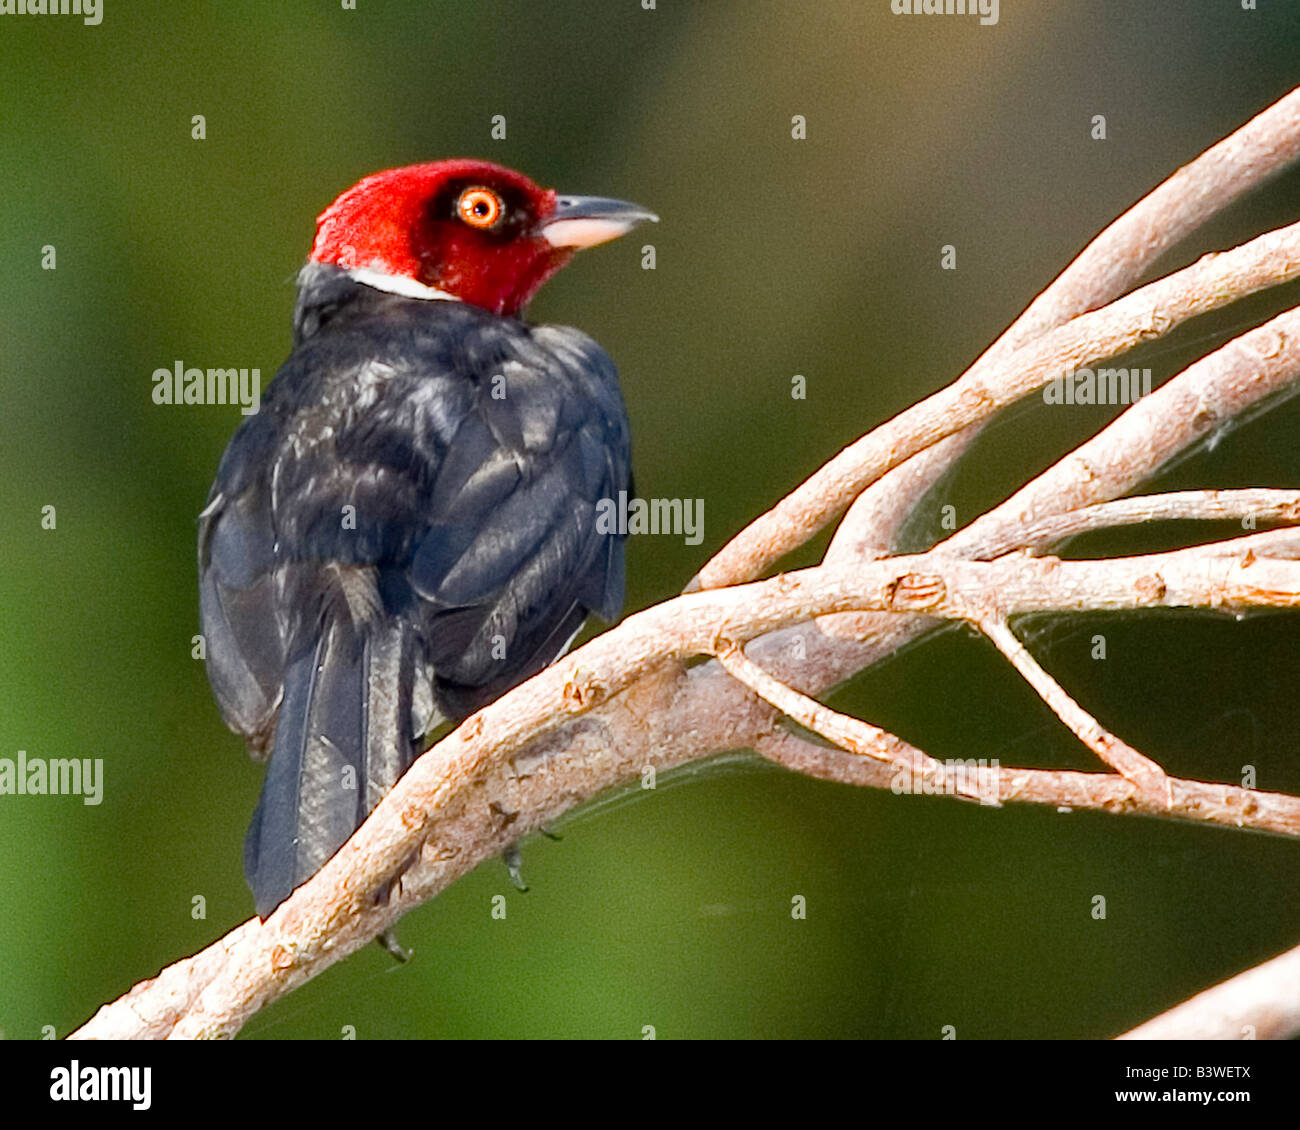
<box><xmin>540</xmin><ymin>195</ymin><xmax>658</xmax><ymax>249</ymax></box>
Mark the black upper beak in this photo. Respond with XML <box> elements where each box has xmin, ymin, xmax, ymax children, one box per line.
<box><xmin>539</xmin><ymin>194</ymin><xmax>659</xmax><ymax>249</ymax></box>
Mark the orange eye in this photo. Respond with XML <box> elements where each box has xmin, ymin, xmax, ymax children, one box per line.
<box><xmin>457</xmin><ymin>187</ymin><xmax>503</xmax><ymax>229</ymax></box>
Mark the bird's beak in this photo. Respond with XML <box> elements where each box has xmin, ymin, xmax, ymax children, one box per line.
<box><xmin>539</xmin><ymin>194</ymin><xmax>659</xmax><ymax>250</ymax></box>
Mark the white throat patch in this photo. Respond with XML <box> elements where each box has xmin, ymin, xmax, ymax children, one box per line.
<box><xmin>347</xmin><ymin>267</ymin><xmax>459</xmax><ymax>302</ymax></box>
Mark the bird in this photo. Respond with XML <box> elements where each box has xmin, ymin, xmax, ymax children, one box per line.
<box><xmin>197</xmin><ymin>159</ymin><xmax>656</xmax><ymax>919</ymax></box>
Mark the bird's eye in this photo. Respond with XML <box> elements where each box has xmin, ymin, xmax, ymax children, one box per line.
<box><xmin>457</xmin><ymin>187</ymin><xmax>504</xmax><ymax>229</ymax></box>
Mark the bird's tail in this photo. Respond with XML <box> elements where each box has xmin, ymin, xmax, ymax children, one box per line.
<box><xmin>243</xmin><ymin>616</ymin><xmax>417</xmax><ymax>919</ymax></box>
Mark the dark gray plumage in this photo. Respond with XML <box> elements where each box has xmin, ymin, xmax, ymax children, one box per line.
<box><xmin>199</xmin><ymin>263</ymin><xmax>630</xmax><ymax>917</ymax></box>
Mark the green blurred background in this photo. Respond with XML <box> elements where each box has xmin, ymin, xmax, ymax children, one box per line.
<box><xmin>2</xmin><ymin>0</ymin><xmax>1299</xmax><ymax>1040</ymax></box>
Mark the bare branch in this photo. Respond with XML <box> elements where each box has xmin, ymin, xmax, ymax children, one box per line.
<box><xmin>70</xmin><ymin>535</ymin><xmax>1300</xmax><ymax>1038</ymax></box>
<box><xmin>1009</xmin><ymin>489</ymin><xmax>1300</xmax><ymax>551</ymax></box>
<box><xmin>948</xmin><ymin>307</ymin><xmax>1300</xmax><ymax>558</ymax></box>
<box><xmin>977</xmin><ymin>617</ymin><xmax>1169</xmax><ymax>797</ymax></box>
<box><xmin>713</xmin><ymin>641</ymin><xmax>946</xmax><ymax>778</ymax></box>
<box><xmin>1118</xmin><ymin>941</ymin><xmax>1300</xmax><ymax>1040</ymax></box>
<box><xmin>691</xmin><ymin>231</ymin><xmax>1300</xmax><ymax>590</ymax></box>
<box><xmin>825</xmin><ymin>432</ymin><xmax>973</xmax><ymax>562</ymax></box>
<box><xmin>691</xmin><ymin>88</ymin><xmax>1300</xmax><ymax>589</ymax></box>
<box><xmin>997</xmin><ymin>88</ymin><xmax>1300</xmax><ymax>345</ymax></box>
<box><xmin>757</xmin><ymin>730</ymin><xmax>1300</xmax><ymax>839</ymax></box>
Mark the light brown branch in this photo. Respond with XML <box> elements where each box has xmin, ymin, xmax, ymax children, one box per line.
<box><xmin>691</xmin><ymin>88</ymin><xmax>1300</xmax><ymax>590</ymax></box>
<box><xmin>1009</xmin><ymin>489</ymin><xmax>1300</xmax><ymax>552</ymax></box>
<box><xmin>1118</xmin><ymin>940</ymin><xmax>1300</xmax><ymax>1040</ymax></box>
<box><xmin>947</xmin><ymin>307</ymin><xmax>1300</xmax><ymax>558</ymax></box>
<box><xmin>713</xmin><ymin>640</ymin><xmax>945</xmax><ymax>777</ymax></box>
<box><xmin>69</xmin><ymin>538</ymin><xmax>1300</xmax><ymax>1038</ymax></box>
<box><xmin>757</xmin><ymin>730</ymin><xmax>1300</xmax><ymax>838</ymax></box>
<box><xmin>977</xmin><ymin>617</ymin><xmax>1169</xmax><ymax>797</ymax></box>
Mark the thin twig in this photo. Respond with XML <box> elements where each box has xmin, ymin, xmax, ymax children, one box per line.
<box><xmin>713</xmin><ymin>640</ymin><xmax>947</xmax><ymax>777</ymax></box>
<box><xmin>1010</xmin><ymin>489</ymin><xmax>1300</xmax><ymax>553</ymax></box>
<box><xmin>756</xmin><ymin>730</ymin><xmax>1300</xmax><ymax>838</ymax></box>
<box><xmin>977</xmin><ymin>617</ymin><xmax>1170</xmax><ymax>800</ymax></box>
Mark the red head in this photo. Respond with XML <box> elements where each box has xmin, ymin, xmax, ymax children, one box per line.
<box><xmin>308</xmin><ymin>159</ymin><xmax>656</xmax><ymax>317</ymax></box>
